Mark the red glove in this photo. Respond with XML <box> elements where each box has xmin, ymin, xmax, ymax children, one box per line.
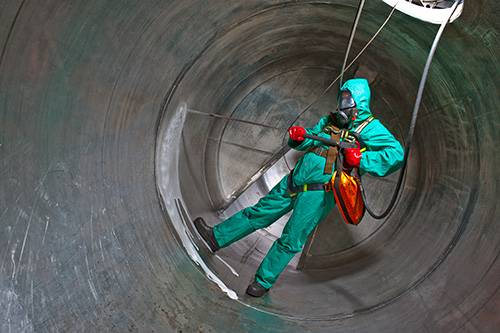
<box><xmin>344</xmin><ymin>148</ymin><xmax>362</xmax><ymax>167</ymax></box>
<box><xmin>289</xmin><ymin>127</ymin><xmax>306</xmax><ymax>141</ymax></box>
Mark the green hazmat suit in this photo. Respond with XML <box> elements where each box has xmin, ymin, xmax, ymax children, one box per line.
<box><xmin>213</xmin><ymin>78</ymin><xmax>404</xmax><ymax>290</ymax></box>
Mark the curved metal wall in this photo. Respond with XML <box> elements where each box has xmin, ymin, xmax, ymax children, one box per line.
<box><xmin>1</xmin><ymin>1</ymin><xmax>499</xmax><ymax>331</ymax></box>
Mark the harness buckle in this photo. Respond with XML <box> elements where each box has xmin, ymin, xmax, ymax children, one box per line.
<box><xmin>324</xmin><ymin>182</ymin><xmax>333</xmax><ymax>192</ymax></box>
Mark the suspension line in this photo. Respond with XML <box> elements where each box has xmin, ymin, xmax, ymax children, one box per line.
<box><xmin>340</xmin><ymin>0</ymin><xmax>366</xmax><ymax>88</ymax></box>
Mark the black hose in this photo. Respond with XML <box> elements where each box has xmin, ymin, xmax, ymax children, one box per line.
<box><xmin>360</xmin><ymin>0</ymin><xmax>462</xmax><ymax>219</ymax></box>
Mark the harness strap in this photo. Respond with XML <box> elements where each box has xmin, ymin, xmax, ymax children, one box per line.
<box><xmin>308</xmin><ymin>117</ymin><xmax>374</xmax><ymax>162</ymax></box>
<box><xmin>287</xmin><ymin>117</ymin><xmax>375</xmax><ymax>201</ymax></box>
<box><xmin>306</xmin><ymin>146</ymin><xmax>328</xmax><ymax>158</ymax></box>
<box><xmin>354</xmin><ymin>116</ymin><xmax>374</xmax><ymax>133</ymax></box>
<box><xmin>286</xmin><ymin>171</ymin><xmax>326</xmax><ymax>201</ymax></box>
<box><xmin>324</xmin><ymin>125</ymin><xmax>341</xmax><ymax>174</ymax></box>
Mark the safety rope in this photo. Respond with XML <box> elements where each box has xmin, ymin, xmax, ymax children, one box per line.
<box><xmin>360</xmin><ymin>0</ymin><xmax>463</xmax><ymax>219</ymax></box>
<box><xmin>199</xmin><ymin>1</ymin><xmax>462</xmax><ymax>223</ymax></box>
<box><xmin>195</xmin><ymin>1</ymin><xmax>400</xmax><ymax>131</ymax></box>
<box><xmin>339</xmin><ymin>0</ymin><xmax>366</xmax><ymax>88</ymax></box>
<box><xmin>292</xmin><ymin>0</ymin><xmax>401</xmax><ymax>122</ymax></box>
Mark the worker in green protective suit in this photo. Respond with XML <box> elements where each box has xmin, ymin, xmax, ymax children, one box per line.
<box><xmin>194</xmin><ymin>78</ymin><xmax>404</xmax><ymax>297</ymax></box>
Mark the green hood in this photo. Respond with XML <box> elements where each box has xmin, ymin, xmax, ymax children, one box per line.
<box><xmin>340</xmin><ymin>78</ymin><xmax>372</xmax><ymax>127</ymax></box>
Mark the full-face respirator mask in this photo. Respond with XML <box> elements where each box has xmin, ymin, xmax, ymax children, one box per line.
<box><xmin>330</xmin><ymin>89</ymin><xmax>358</xmax><ymax>129</ymax></box>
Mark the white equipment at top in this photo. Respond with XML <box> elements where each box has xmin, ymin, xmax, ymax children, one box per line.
<box><xmin>381</xmin><ymin>0</ymin><xmax>464</xmax><ymax>24</ymax></box>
